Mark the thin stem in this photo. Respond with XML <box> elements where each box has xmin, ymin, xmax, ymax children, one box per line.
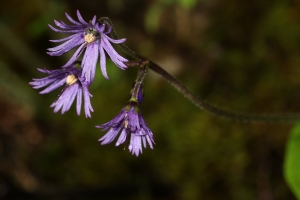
<box><xmin>125</xmin><ymin>61</ymin><xmax>146</xmax><ymax>68</ymax></box>
<box><xmin>131</xmin><ymin>61</ymin><xmax>148</xmax><ymax>100</ymax></box>
<box><xmin>148</xmin><ymin>60</ymin><xmax>300</xmax><ymax>123</ymax></box>
<box><xmin>101</xmin><ymin>17</ymin><xmax>300</xmax><ymax>123</ymax></box>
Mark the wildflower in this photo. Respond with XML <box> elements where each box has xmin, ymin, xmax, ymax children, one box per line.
<box><xmin>29</xmin><ymin>62</ymin><xmax>93</xmax><ymax>118</ymax></box>
<box><xmin>47</xmin><ymin>10</ymin><xmax>128</xmax><ymax>83</ymax></box>
<box><xmin>97</xmin><ymin>99</ymin><xmax>155</xmax><ymax>156</ymax></box>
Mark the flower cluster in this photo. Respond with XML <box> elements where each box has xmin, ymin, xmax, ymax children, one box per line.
<box><xmin>97</xmin><ymin>93</ymin><xmax>155</xmax><ymax>156</ymax></box>
<box><xmin>47</xmin><ymin>10</ymin><xmax>128</xmax><ymax>83</ymax></box>
<box><xmin>30</xmin><ymin>10</ymin><xmax>154</xmax><ymax>156</ymax></box>
<box><xmin>30</xmin><ymin>62</ymin><xmax>93</xmax><ymax>117</ymax></box>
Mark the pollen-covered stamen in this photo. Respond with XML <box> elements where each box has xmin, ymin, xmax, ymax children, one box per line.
<box><xmin>124</xmin><ymin>120</ymin><xmax>129</xmax><ymax>128</ymax></box>
<box><xmin>84</xmin><ymin>28</ymin><xmax>98</xmax><ymax>44</ymax></box>
<box><xmin>66</xmin><ymin>74</ymin><xmax>78</xmax><ymax>85</ymax></box>
<box><xmin>84</xmin><ymin>33</ymin><xmax>96</xmax><ymax>44</ymax></box>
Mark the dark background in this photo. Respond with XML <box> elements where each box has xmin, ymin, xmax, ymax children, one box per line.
<box><xmin>1</xmin><ymin>0</ymin><xmax>300</xmax><ymax>199</ymax></box>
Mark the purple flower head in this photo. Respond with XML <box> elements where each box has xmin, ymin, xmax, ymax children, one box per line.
<box><xmin>47</xmin><ymin>10</ymin><xmax>128</xmax><ymax>83</ymax></box>
<box><xmin>96</xmin><ymin>99</ymin><xmax>155</xmax><ymax>156</ymax></box>
<box><xmin>29</xmin><ymin>62</ymin><xmax>94</xmax><ymax>118</ymax></box>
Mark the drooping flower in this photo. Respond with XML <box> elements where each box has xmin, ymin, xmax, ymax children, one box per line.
<box><xmin>97</xmin><ymin>99</ymin><xmax>155</xmax><ymax>156</ymax></box>
<box><xmin>47</xmin><ymin>10</ymin><xmax>128</xmax><ymax>83</ymax></box>
<box><xmin>29</xmin><ymin>62</ymin><xmax>93</xmax><ymax>118</ymax></box>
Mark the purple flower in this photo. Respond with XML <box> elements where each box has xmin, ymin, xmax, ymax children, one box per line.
<box><xmin>29</xmin><ymin>63</ymin><xmax>94</xmax><ymax>118</ymax></box>
<box><xmin>97</xmin><ymin>99</ymin><xmax>155</xmax><ymax>156</ymax></box>
<box><xmin>47</xmin><ymin>10</ymin><xmax>128</xmax><ymax>83</ymax></box>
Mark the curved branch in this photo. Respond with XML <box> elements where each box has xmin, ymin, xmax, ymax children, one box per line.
<box><xmin>148</xmin><ymin>60</ymin><xmax>300</xmax><ymax>123</ymax></box>
<box><xmin>100</xmin><ymin>17</ymin><xmax>300</xmax><ymax>123</ymax></box>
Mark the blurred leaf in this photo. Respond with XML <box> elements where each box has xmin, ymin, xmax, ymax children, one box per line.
<box><xmin>0</xmin><ymin>60</ymin><xmax>35</xmax><ymax>105</ymax></box>
<box><xmin>177</xmin><ymin>0</ymin><xmax>198</xmax><ymax>9</ymax></box>
<box><xmin>26</xmin><ymin>14</ymin><xmax>52</xmax><ymax>39</ymax></box>
<box><xmin>284</xmin><ymin>122</ymin><xmax>300</xmax><ymax>199</ymax></box>
<box><xmin>144</xmin><ymin>2</ymin><xmax>165</xmax><ymax>33</ymax></box>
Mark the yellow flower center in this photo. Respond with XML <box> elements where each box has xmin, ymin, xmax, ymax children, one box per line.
<box><xmin>84</xmin><ymin>33</ymin><xmax>96</xmax><ymax>44</ymax></box>
<box><xmin>66</xmin><ymin>75</ymin><xmax>78</xmax><ymax>85</ymax></box>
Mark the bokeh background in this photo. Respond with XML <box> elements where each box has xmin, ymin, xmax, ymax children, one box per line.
<box><xmin>1</xmin><ymin>0</ymin><xmax>300</xmax><ymax>199</ymax></box>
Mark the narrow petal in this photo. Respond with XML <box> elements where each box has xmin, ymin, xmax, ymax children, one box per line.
<box><xmin>96</xmin><ymin>110</ymin><xmax>126</xmax><ymax>130</ymax></box>
<box><xmin>82</xmin><ymin>42</ymin><xmax>99</xmax><ymax>83</ymax></box>
<box><xmin>142</xmin><ymin>136</ymin><xmax>147</xmax><ymax>148</ymax></box>
<box><xmin>76</xmin><ymin>85</ymin><xmax>82</xmax><ymax>115</ymax></box>
<box><xmin>129</xmin><ymin>134</ymin><xmax>142</xmax><ymax>156</ymax></box>
<box><xmin>103</xmin><ymin>25</ymin><xmax>112</xmax><ymax>34</ymax></box>
<box><xmin>49</xmin><ymin>33</ymin><xmax>80</xmax><ymax>43</ymax></box>
<box><xmin>32</xmin><ymin>78</ymin><xmax>58</xmax><ymax>89</ymax></box>
<box><xmin>128</xmin><ymin>108</ymin><xmax>140</xmax><ymax>131</ymax></box>
<box><xmin>101</xmin><ymin>37</ymin><xmax>128</xmax><ymax>69</ymax></box>
<box><xmin>82</xmin><ymin>84</ymin><xmax>93</xmax><ymax>118</ymax></box>
<box><xmin>62</xmin><ymin>84</ymin><xmax>78</xmax><ymax>114</ymax></box>
<box><xmin>95</xmin><ymin>23</ymin><xmax>105</xmax><ymax>33</ymax></box>
<box><xmin>76</xmin><ymin>10</ymin><xmax>89</xmax><ymax>26</ymax></box>
<box><xmin>102</xmin><ymin>36</ymin><xmax>128</xmax><ymax>62</ymax></box>
<box><xmin>116</xmin><ymin>129</ymin><xmax>127</xmax><ymax>146</ymax></box>
<box><xmin>30</xmin><ymin>72</ymin><xmax>66</xmax><ymax>88</ymax></box>
<box><xmin>54</xmin><ymin>19</ymin><xmax>85</xmax><ymax>30</ymax></box>
<box><xmin>99</xmin><ymin>45</ymin><xmax>109</xmax><ymax>79</ymax></box>
<box><xmin>65</xmin><ymin>12</ymin><xmax>82</xmax><ymax>26</ymax></box>
<box><xmin>61</xmin><ymin>43</ymin><xmax>86</xmax><ymax>68</ymax></box>
<box><xmin>103</xmin><ymin>34</ymin><xmax>126</xmax><ymax>44</ymax></box>
<box><xmin>91</xmin><ymin>15</ymin><xmax>96</xmax><ymax>25</ymax></box>
<box><xmin>146</xmin><ymin>135</ymin><xmax>154</xmax><ymax>149</ymax></box>
<box><xmin>48</xmin><ymin>24</ymin><xmax>83</xmax><ymax>33</ymax></box>
<box><xmin>39</xmin><ymin>78</ymin><xmax>66</xmax><ymax>94</ymax></box>
<box><xmin>50</xmin><ymin>87</ymin><xmax>69</xmax><ymax>113</ymax></box>
<box><xmin>99</xmin><ymin>127</ymin><xmax>122</xmax><ymax>145</ymax></box>
<box><xmin>47</xmin><ymin>34</ymin><xmax>83</xmax><ymax>53</ymax></box>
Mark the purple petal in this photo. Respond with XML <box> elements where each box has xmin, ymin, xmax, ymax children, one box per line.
<box><xmin>104</xmin><ymin>35</ymin><xmax>127</xmax><ymax>44</ymax></box>
<box><xmin>91</xmin><ymin>15</ymin><xmax>96</xmax><ymax>25</ymax></box>
<box><xmin>103</xmin><ymin>25</ymin><xmax>112</xmax><ymax>34</ymax></box>
<box><xmin>49</xmin><ymin>34</ymin><xmax>80</xmax><ymax>43</ymax></box>
<box><xmin>95</xmin><ymin>24</ymin><xmax>105</xmax><ymax>33</ymax></box>
<box><xmin>61</xmin><ymin>43</ymin><xmax>86</xmax><ymax>68</ymax></box>
<box><xmin>48</xmin><ymin>24</ymin><xmax>83</xmax><ymax>33</ymax></box>
<box><xmin>82</xmin><ymin>42</ymin><xmax>99</xmax><ymax>83</ymax></box>
<box><xmin>62</xmin><ymin>84</ymin><xmax>78</xmax><ymax>114</ymax></box>
<box><xmin>101</xmin><ymin>36</ymin><xmax>128</xmax><ymax>69</ymax></box>
<box><xmin>128</xmin><ymin>134</ymin><xmax>142</xmax><ymax>156</ymax></box>
<box><xmin>99</xmin><ymin>127</ymin><xmax>122</xmax><ymax>145</ymax></box>
<box><xmin>116</xmin><ymin>129</ymin><xmax>127</xmax><ymax>146</ymax></box>
<box><xmin>39</xmin><ymin>78</ymin><xmax>66</xmax><ymax>94</ymax></box>
<box><xmin>76</xmin><ymin>10</ymin><xmax>89</xmax><ymax>26</ymax></box>
<box><xmin>128</xmin><ymin>108</ymin><xmax>140</xmax><ymax>131</ymax></box>
<box><xmin>99</xmin><ymin>45</ymin><xmax>109</xmax><ymax>79</ymax></box>
<box><xmin>146</xmin><ymin>135</ymin><xmax>154</xmax><ymax>149</ymax></box>
<box><xmin>54</xmin><ymin>19</ymin><xmax>85</xmax><ymax>30</ymax></box>
<box><xmin>76</xmin><ymin>85</ymin><xmax>82</xmax><ymax>115</ymax></box>
<box><xmin>96</xmin><ymin>110</ymin><xmax>126</xmax><ymax>130</ymax></box>
<box><xmin>47</xmin><ymin>34</ymin><xmax>83</xmax><ymax>54</ymax></box>
<box><xmin>142</xmin><ymin>136</ymin><xmax>147</xmax><ymax>148</ymax></box>
<box><xmin>65</xmin><ymin>12</ymin><xmax>82</xmax><ymax>26</ymax></box>
<box><xmin>82</xmin><ymin>84</ymin><xmax>93</xmax><ymax>118</ymax></box>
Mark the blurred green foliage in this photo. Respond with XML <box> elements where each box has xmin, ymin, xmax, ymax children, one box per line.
<box><xmin>0</xmin><ymin>0</ymin><xmax>300</xmax><ymax>199</ymax></box>
<box><xmin>285</xmin><ymin>122</ymin><xmax>300</xmax><ymax>199</ymax></box>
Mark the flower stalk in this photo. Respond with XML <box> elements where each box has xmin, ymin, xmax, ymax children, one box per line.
<box><xmin>100</xmin><ymin>17</ymin><xmax>300</xmax><ymax>123</ymax></box>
